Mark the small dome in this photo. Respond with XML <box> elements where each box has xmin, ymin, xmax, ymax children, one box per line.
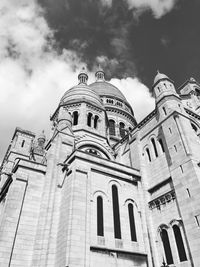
<box><xmin>60</xmin><ymin>83</ymin><xmax>103</xmax><ymax>109</ymax></box>
<box><xmin>154</xmin><ymin>71</ymin><xmax>169</xmax><ymax>84</ymax></box>
<box><xmin>189</xmin><ymin>77</ymin><xmax>196</xmax><ymax>82</ymax></box>
<box><xmin>89</xmin><ymin>81</ymin><xmax>127</xmax><ymax>101</ymax></box>
<box><xmin>38</xmin><ymin>130</ymin><xmax>46</xmax><ymax>141</ymax></box>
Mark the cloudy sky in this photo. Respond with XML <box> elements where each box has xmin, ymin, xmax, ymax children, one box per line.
<box><xmin>0</xmin><ymin>0</ymin><xmax>200</xmax><ymax>162</ymax></box>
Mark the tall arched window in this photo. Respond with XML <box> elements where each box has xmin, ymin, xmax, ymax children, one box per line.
<box><xmin>128</xmin><ymin>203</ymin><xmax>137</xmax><ymax>242</ymax></box>
<box><xmin>161</xmin><ymin>229</ymin><xmax>174</xmax><ymax>265</ymax></box>
<box><xmin>97</xmin><ymin>196</ymin><xmax>104</xmax><ymax>236</ymax></box>
<box><xmin>173</xmin><ymin>225</ymin><xmax>187</xmax><ymax>262</ymax></box>
<box><xmin>73</xmin><ymin>111</ymin><xmax>78</xmax><ymax>125</ymax></box>
<box><xmin>112</xmin><ymin>185</ymin><xmax>121</xmax><ymax>239</ymax></box>
<box><xmin>109</xmin><ymin>120</ymin><xmax>116</xmax><ymax>136</ymax></box>
<box><xmin>94</xmin><ymin>115</ymin><xmax>99</xmax><ymax>129</ymax></box>
<box><xmin>159</xmin><ymin>138</ymin><xmax>165</xmax><ymax>153</ymax></box>
<box><xmin>87</xmin><ymin>113</ymin><xmax>93</xmax><ymax>127</ymax></box>
<box><xmin>163</xmin><ymin>106</ymin><xmax>167</xmax><ymax>116</ymax></box>
<box><xmin>191</xmin><ymin>123</ymin><xmax>197</xmax><ymax>132</ymax></box>
<box><xmin>119</xmin><ymin>122</ymin><xmax>126</xmax><ymax>138</ymax></box>
<box><xmin>146</xmin><ymin>148</ymin><xmax>151</xmax><ymax>162</ymax></box>
<box><xmin>191</xmin><ymin>122</ymin><xmax>200</xmax><ymax>138</ymax></box>
<box><xmin>151</xmin><ymin>138</ymin><xmax>158</xmax><ymax>157</ymax></box>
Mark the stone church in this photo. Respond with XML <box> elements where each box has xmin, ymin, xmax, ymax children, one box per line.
<box><xmin>0</xmin><ymin>67</ymin><xmax>200</xmax><ymax>267</ymax></box>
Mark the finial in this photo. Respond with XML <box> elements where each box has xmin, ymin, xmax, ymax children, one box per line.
<box><xmin>78</xmin><ymin>66</ymin><xmax>88</xmax><ymax>85</ymax></box>
<box><xmin>157</xmin><ymin>69</ymin><xmax>160</xmax><ymax>74</ymax></box>
<box><xmin>98</xmin><ymin>64</ymin><xmax>103</xmax><ymax>71</ymax></box>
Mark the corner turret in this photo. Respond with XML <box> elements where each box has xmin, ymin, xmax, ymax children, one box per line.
<box><xmin>153</xmin><ymin>71</ymin><xmax>182</xmax><ymax>120</ymax></box>
<box><xmin>153</xmin><ymin>71</ymin><xmax>178</xmax><ymax>102</ymax></box>
<box><xmin>179</xmin><ymin>77</ymin><xmax>200</xmax><ymax>114</ymax></box>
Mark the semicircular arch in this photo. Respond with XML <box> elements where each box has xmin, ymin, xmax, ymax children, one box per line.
<box><xmin>77</xmin><ymin>141</ymin><xmax>114</xmax><ymax>160</ymax></box>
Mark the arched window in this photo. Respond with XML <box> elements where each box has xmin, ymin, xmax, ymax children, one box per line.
<box><xmin>112</xmin><ymin>185</ymin><xmax>121</xmax><ymax>239</ymax></box>
<box><xmin>97</xmin><ymin>196</ymin><xmax>104</xmax><ymax>236</ymax></box>
<box><xmin>87</xmin><ymin>113</ymin><xmax>93</xmax><ymax>127</ymax></box>
<box><xmin>173</xmin><ymin>225</ymin><xmax>187</xmax><ymax>262</ymax></box>
<box><xmin>163</xmin><ymin>107</ymin><xmax>167</xmax><ymax>116</ymax></box>
<box><xmin>160</xmin><ymin>229</ymin><xmax>174</xmax><ymax>265</ymax></box>
<box><xmin>128</xmin><ymin>203</ymin><xmax>137</xmax><ymax>242</ymax></box>
<box><xmin>107</xmin><ymin>98</ymin><xmax>113</xmax><ymax>104</ymax></box>
<box><xmin>119</xmin><ymin>122</ymin><xmax>126</xmax><ymax>138</ymax></box>
<box><xmin>159</xmin><ymin>138</ymin><xmax>165</xmax><ymax>153</ymax></box>
<box><xmin>191</xmin><ymin>123</ymin><xmax>198</xmax><ymax>132</ymax></box>
<box><xmin>151</xmin><ymin>138</ymin><xmax>158</xmax><ymax>157</ymax></box>
<box><xmin>94</xmin><ymin>115</ymin><xmax>99</xmax><ymax>129</ymax></box>
<box><xmin>146</xmin><ymin>148</ymin><xmax>151</xmax><ymax>162</ymax></box>
<box><xmin>73</xmin><ymin>111</ymin><xmax>78</xmax><ymax>125</ymax></box>
<box><xmin>21</xmin><ymin>140</ymin><xmax>25</xmax><ymax>148</ymax></box>
<box><xmin>191</xmin><ymin>122</ymin><xmax>200</xmax><ymax>138</ymax></box>
<box><xmin>86</xmin><ymin>148</ymin><xmax>100</xmax><ymax>157</ymax></box>
<box><xmin>109</xmin><ymin>120</ymin><xmax>116</xmax><ymax>136</ymax></box>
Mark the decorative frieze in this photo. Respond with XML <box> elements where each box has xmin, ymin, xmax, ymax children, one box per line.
<box><xmin>148</xmin><ymin>190</ymin><xmax>176</xmax><ymax>210</ymax></box>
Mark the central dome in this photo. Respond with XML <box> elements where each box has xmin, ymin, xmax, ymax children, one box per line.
<box><xmin>89</xmin><ymin>81</ymin><xmax>127</xmax><ymax>101</ymax></box>
<box><xmin>60</xmin><ymin>83</ymin><xmax>103</xmax><ymax>109</ymax></box>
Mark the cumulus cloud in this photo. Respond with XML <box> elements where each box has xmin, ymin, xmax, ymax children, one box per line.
<box><xmin>110</xmin><ymin>78</ymin><xmax>155</xmax><ymax>122</ymax></box>
<box><xmin>0</xmin><ymin>0</ymin><xmax>155</xmax><ymax>163</ymax></box>
<box><xmin>126</xmin><ymin>0</ymin><xmax>178</xmax><ymax>18</ymax></box>
<box><xmin>0</xmin><ymin>0</ymin><xmax>81</xmax><ymax>161</ymax></box>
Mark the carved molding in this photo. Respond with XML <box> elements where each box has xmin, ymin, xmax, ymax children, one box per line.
<box><xmin>149</xmin><ymin>190</ymin><xmax>176</xmax><ymax>210</ymax></box>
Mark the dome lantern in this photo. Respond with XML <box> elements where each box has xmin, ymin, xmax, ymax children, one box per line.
<box><xmin>78</xmin><ymin>67</ymin><xmax>88</xmax><ymax>85</ymax></box>
<box><xmin>95</xmin><ymin>65</ymin><xmax>105</xmax><ymax>82</ymax></box>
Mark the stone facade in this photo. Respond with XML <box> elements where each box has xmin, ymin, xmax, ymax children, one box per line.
<box><xmin>0</xmin><ymin>69</ymin><xmax>200</xmax><ymax>267</ymax></box>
